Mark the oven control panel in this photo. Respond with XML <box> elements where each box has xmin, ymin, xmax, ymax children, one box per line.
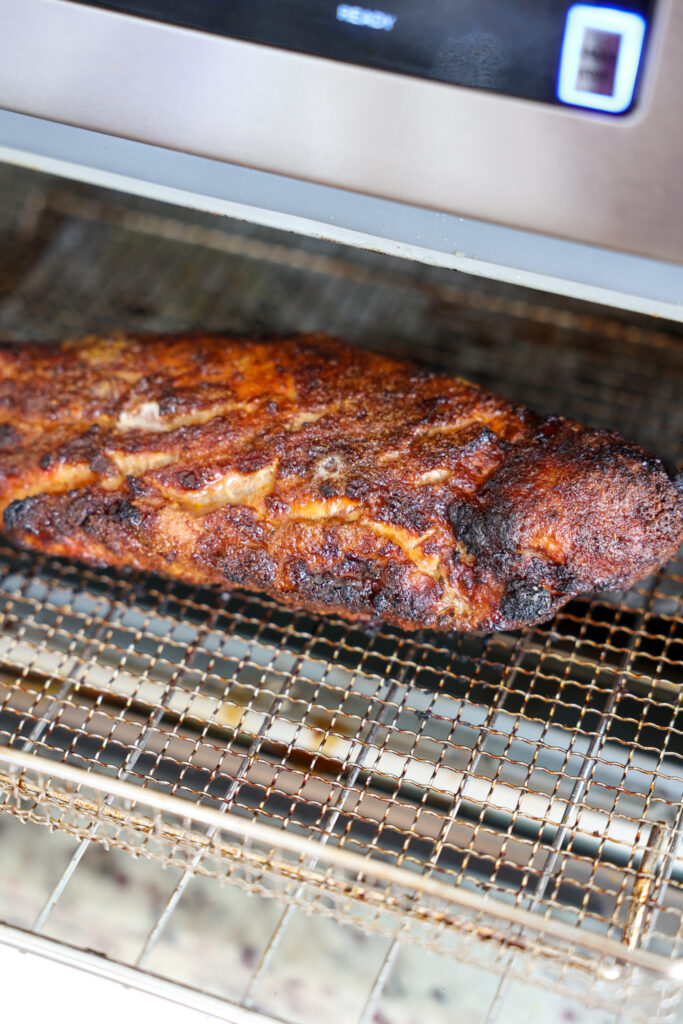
<box><xmin>70</xmin><ymin>0</ymin><xmax>654</xmax><ymax>115</ymax></box>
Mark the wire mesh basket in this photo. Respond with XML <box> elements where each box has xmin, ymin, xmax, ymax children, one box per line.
<box><xmin>0</xmin><ymin>163</ymin><xmax>681</xmax><ymax>1023</ymax></box>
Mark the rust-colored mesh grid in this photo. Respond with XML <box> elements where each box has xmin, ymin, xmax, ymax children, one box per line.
<box><xmin>0</xmin><ymin>164</ymin><xmax>681</xmax><ymax>1023</ymax></box>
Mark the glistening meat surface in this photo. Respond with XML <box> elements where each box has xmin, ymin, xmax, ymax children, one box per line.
<box><xmin>0</xmin><ymin>332</ymin><xmax>680</xmax><ymax>632</ymax></box>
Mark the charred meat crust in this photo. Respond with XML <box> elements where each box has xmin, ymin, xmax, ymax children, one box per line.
<box><xmin>0</xmin><ymin>331</ymin><xmax>681</xmax><ymax>633</ymax></box>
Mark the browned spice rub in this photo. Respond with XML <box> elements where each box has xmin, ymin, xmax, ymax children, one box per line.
<box><xmin>0</xmin><ymin>331</ymin><xmax>680</xmax><ymax>632</ymax></box>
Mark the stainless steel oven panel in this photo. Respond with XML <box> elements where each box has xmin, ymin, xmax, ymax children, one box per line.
<box><xmin>2</xmin><ymin>110</ymin><xmax>682</xmax><ymax>321</ymax></box>
<box><xmin>0</xmin><ymin>0</ymin><xmax>681</xmax><ymax>266</ymax></box>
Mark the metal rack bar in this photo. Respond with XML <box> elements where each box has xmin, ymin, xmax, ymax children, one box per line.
<box><xmin>357</xmin><ymin>643</ymin><xmax>526</xmax><ymax>1024</ymax></box>
<box><xmin>644</xmin><ymin>804</ymin><xmax>683</xmax><ymax>950</ymax></box>
<box><xmin>135</xmin><ymin>625</ymin><xmax>328</xmax><ymax>967</ymax></box>
<box><xmin>240</xmin><ymin>668</ymin><xmax>408</xmax><ymax>1009</ymax></box>
<box><xmin>32</xmin><ymin>587</ymin><xmax>221</xmax><ymax>932</ymax></box>
<box><xmin>483</xmin><ymin>581</ymin><xmax>664</xmax><ymax>1024</ymax></box>
<box><xmin>623</xmin><ymin>822</ymin><xmax>672</xmax><ymax>951</ymax></box>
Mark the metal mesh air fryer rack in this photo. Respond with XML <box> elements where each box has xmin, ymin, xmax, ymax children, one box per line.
<box><xmin>0</xmin><ymin>164</ymin><xmax>682</xmax><ymax>1023</ymax></box>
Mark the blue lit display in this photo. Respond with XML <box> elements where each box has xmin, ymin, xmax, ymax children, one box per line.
<box><xmin>557</xmin><ymin>5</ymin><xmax>646</xmax><ymax>113</ymax></box>
<box><xmin>336</xmin><ymin>6</ymin><xmax>397</xmax><ymax>31</ymax></box>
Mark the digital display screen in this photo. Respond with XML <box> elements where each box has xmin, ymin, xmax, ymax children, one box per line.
<box><xmin>70</xmin><ymin>0</ymin><xmax>655</xmax><ymax>114</ymax></box>
<box><xmin>557</xmin><ymin>5</ymin><xmax>647</xmax><ymax>112</ymax></box>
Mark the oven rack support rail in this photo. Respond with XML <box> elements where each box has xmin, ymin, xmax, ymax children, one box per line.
<box><xmin>1</xmin><ymin>743</ymin><xmax>682</xmax><ymax>1001</ymax></box>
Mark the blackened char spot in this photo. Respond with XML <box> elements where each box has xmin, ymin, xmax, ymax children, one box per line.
<box><xmin>0</xmin><ymin>424</ymin><xmax>22</xmax><ymax>450</ymax></box>
<box><xmin>345</xmin><ymin>477</ymin><xmax>371</xmax><ymax>500</ymax></box>
<box><xmin>500</xmin><ymin>577</ymin><xmax>553</xmax><ymax>625</ymax></box>
<box><xmin>381</xmin><ymin>493</ymin><xmax>432</xmax><ymax>533</ymax></box>
<box><xmin>549</xmin><ymin>562</ymin><xmax>578</xmax><ymax>595</ymax></box>
<box><xmin>459</xmin><ymin>424</ymin><xmax>500</xmax><ymax>453</ymax></box>
<box><xmin>287</xmin><ymin>557</ymin><xmax>374</xmax><ymax>612</ymax></box>
<box><xmin>4</xmin><ymin>496</ymin><xmax>38</xmax><ymax>534</ymax></box>
<box><xmin>447</xmin><ymin>499</ymin><xmax>514</xmax><ymax>565</ymax></box>
<box><xmin>221</xmin><ymin>548</ymin><xmax>276</xmax><ymax>588</ymax></box>
<box><xmin>178</xmin><ymin>470</ymin><xmax>203</xmax><ymax>490</ymax></box>
<box><xmin>371</xmin><ymin>563</ymin><xmax>434</xmax><ymax>622</ymax></box>
<box><xmin>67</xmin><ymin>492</ymin><xmax>101</xmax><ymax>528</ymax></box>
<box><xmin>126</xmin><ymin>475</ymin><xmax>149</xmax><ymax>497</ymax></box>
<box><xmin>117</xmin><ymin>499</ymin><xmax>142</xmax><ymax>527</ymax></box>
<box><xmin>372</xmin><ymin>586</ymin><xmax>430</xmax><ymax>621</ymax></box>
<box><xmin>159</xmin><ymin>393</ymin><xmax>179</xmax><ymax>415</ymax></box>
<box><xmin>338</xmin><ymin>554</ymin><xmax>381</xmax><ymax>581</ymax></box>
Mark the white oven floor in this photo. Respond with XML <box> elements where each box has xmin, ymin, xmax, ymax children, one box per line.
<box><xmin>0</xmin><ymin>814</ymin><xmax>622</xmax><ymax>1024</ymax></box>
